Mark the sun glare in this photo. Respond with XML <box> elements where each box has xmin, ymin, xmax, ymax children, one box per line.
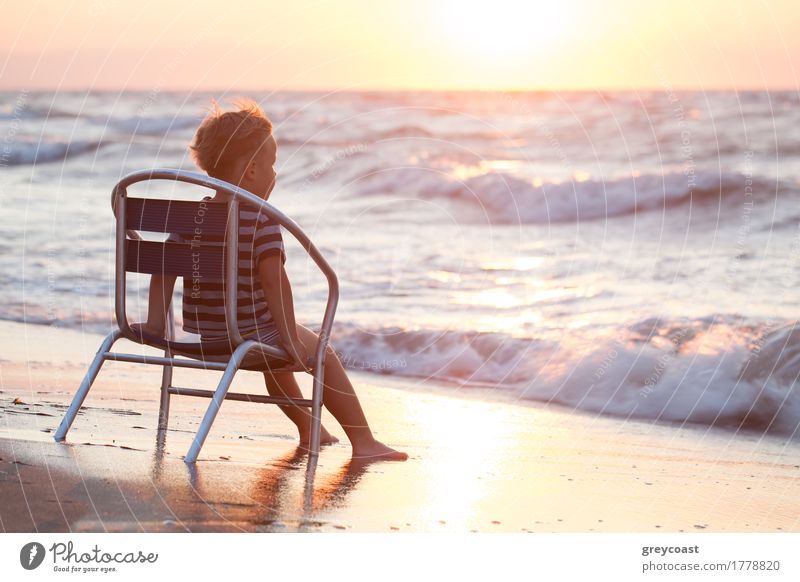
<box><xmin>438</xmin><ymin>0</ymin><xmax>570</xmax><ymax>60</ymax></box>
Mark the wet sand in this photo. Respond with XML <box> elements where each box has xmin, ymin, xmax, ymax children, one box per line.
<box><xmin>1</xmin><ymin>320</ymin><xmax>799</xmax><ymax>532</ymax></box>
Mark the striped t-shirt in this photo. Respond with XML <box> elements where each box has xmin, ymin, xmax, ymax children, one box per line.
<box><xmin>169</xmin><ymin>195</ymin><xmax>286</xmax><ymax>340</ymax></box>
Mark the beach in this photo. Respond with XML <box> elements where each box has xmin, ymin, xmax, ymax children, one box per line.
<box><xmin>2</xmin><ymin>319</ymin><xmax>798</xmax><ymax>533</ymax></box>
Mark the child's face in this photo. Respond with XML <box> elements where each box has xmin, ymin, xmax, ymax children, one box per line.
<box><xmin>242</xmin><ymin>134</ymin><xmax>278</xmax><ymax>199</ymax></box>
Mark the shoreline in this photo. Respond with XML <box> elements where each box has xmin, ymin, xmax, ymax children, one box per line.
<box><xmin>1</xmin><ymin>320</ymin><xmax>799</xmax><ymax>533</ymax></box>
<box><xmin>3</xmin><ymin>318</ymin><xmax>794</xmax><ymax>445</ymax></box>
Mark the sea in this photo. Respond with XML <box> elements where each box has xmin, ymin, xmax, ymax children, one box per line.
<box><xmin>1</xmin><ymin>89</ymin><xmax>799</xmax><ymax>438</ymax></box>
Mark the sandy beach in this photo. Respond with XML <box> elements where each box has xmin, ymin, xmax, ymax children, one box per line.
<box><xmin>0</xmin><ymin>319</ymin><xmax>797</xmax><ymax>533</ymax></box>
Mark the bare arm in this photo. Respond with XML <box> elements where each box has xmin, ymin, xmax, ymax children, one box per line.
<box><xmin>258</xmin><ymin>253</ymin><xmax>308</xmax><ymax>364</ymax></box>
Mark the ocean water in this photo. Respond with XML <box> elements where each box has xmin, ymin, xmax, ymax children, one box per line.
<box><xmin>1</xmin><ymin>89</ymin><xmax>799</xmax><ymax>437</ymax></box>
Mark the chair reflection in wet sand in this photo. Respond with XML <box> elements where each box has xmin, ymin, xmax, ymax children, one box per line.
<box><xmin>180</xmin><ymin>445</ymin><xmax>378</xmax><ymax>531</ymax></box>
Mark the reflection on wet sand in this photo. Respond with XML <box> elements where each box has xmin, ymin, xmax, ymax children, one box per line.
<box><xmin>162</xmin><ymin>443</ymin><xmax>377</xmax><ymax>531</ymax></box>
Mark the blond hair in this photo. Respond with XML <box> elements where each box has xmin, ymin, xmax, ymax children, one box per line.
<box><xmin>189</xmin><ymin>99</ymin><xmax>273</xmax><ymax>182</ymax></box>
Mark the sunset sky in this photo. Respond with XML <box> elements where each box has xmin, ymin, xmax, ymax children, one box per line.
<box><xmin>1</xmin><ymin>0</ymin><xmax>798</xmax><ymax>91</ymax></box>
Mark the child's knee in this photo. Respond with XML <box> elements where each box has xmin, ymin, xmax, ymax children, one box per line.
<box><xmin>296</xmin><ymin>324</ymin><xmax>337</xmax><ymax>356</ymax></box>
<box><xmin>309</xmin><ymin>342</ymin><xmax>336</xmax><ymax>357</ymax></box>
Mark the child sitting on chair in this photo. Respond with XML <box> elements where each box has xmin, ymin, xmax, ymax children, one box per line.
<box><xmin>132</xmin><ymin>100</ymin><xmax>407</xmax><ymax>461</ymax></box>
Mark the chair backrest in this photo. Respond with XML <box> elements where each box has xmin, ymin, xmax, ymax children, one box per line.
<box><xmin>115</xmin><ymin>189</ymin><xmax>244</xmax><ymax>351</ymax></box>
<box><xmin>110</xmin><ymin>168</ymin><xmax>340</xmax><ymax>362</ymax></box>
<box><xmin>124</xmin><ymin>197</ymin><xmax>229</xmax><ymax>278</ymax></box>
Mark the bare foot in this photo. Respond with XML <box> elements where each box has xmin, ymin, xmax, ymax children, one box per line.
<box><xmin>352</xmin><ymin>439</ymin><xmax>408</xmax><ymax>461</ymax></box>
<box><xmin>299</xmin><ymin>425</ymin><xmax>339</xmax><ymax>448</ymax></box>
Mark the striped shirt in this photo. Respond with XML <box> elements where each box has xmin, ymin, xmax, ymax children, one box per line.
<box><xmin>169</xmin><ymin>195</ymin><xmax>286</xmax><ymax>340</ymax></box>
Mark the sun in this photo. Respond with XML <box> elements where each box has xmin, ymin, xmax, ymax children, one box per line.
<box><xmin>437</xmin><ymin>0</ymin><xmax>570</xmax><ymax>60</ymax></box>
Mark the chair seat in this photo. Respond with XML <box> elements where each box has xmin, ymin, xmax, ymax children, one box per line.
<box><xmin>127</xmin><ymin>328</ymin><xmax>294</xmax><ymax>372</ymax></box>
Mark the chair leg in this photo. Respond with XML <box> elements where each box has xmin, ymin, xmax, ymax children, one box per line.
<box><xmin>54</xmin><ymin>330</ymin><xmax>123</xmax><ymax>442</ymax></box>
<box><xmin>158</xmin><ymin>304</ymin><xmax>176</xmax><ymax>434</ymax></box>
<box><xmin>184</xmin><ymin>340</ymin><xmax>259</xmax><ymax>463</ymax></box>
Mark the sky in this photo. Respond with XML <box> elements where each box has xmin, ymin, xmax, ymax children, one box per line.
<box><xmin>0</xmin><ymin>0</ymin><xmax>798</xmax><ymax>91</ymax></box>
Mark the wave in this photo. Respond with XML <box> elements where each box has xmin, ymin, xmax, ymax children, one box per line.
<box><xmin>325</xmin><ymin>317</ymin><xmax>800</xmax><ymax>437</ymax></box>
<box><xmin>106</xmin><ymin>115</ymin><xmax>201</xmax><ymax>135</ymax></box>
<box><xmin>26</xmin><ymin>106</ymin><xmax>78</xmax><ymax>119</ymax></box>
<box><xmin>0</xmin><ymin>316</ymin><xmax>116</xmax><ymax>343</ymax></box>
<box><xmin>3</xmin><ymin>140</ymin><xmax>107</xmax><ymax>166</ymax></box>
<box><xmin>372</xmin><ymin>125</ymin><xmax>506</xmax><ymax>141</ymax></box>
<box><xmin>350</xmin><ymin>168</ymin><xmax>776</xmax><ymax>223</ymax></box>
<box><xmin>738</xmin><ymin>321</ymin><xmax>800</xmax><ymax>386</ymax></box>
<box><xmin>375</xmin><ymin>125</ymin><xmax>435</xmax><ymax>139</ymax></box>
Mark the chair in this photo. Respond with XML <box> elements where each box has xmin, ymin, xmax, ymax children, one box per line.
<box><xmin>53</xmin><ymin>168</ymin><xmax>339</xmax><ymax>463</ymax></box>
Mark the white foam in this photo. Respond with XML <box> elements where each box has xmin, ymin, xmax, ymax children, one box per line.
<box><xmin>326</xmin><ymin>318</ymin><xmax>800</xmax><ymax>437</ymax></box>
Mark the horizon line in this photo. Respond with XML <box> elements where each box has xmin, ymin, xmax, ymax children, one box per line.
<box><xmin>1</xmin><ymin>85</ymin><xmax>798</xmax><ymax>94</ymax></box>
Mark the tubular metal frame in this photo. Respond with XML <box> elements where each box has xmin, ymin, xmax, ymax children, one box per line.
<box><xmin>53</xmin><ymin>169</ymin><xmax>339</xmax><ymax>463</ymax></box>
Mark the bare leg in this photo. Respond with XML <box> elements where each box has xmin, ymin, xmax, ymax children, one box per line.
<box><xmin>294</xmin><ymin>324</ymin><xmax>408</xmax><ymax>461</ymax></box>
<box><xmin>262</xmin><ymin>370</ymin><xmax>339</xmax><ymax>446</ymax></box>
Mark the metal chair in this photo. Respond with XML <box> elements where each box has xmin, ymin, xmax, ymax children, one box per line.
<box><xmin>53</xmin><ymin>168</ymin><xmax>339</xmax><ymax>463</ymax></box>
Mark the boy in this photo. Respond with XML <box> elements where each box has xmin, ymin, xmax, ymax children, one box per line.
<box><xmin>132</xmin><ymin>100</ymin><xmax>407</xmax><ymax>462</ymax></box>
